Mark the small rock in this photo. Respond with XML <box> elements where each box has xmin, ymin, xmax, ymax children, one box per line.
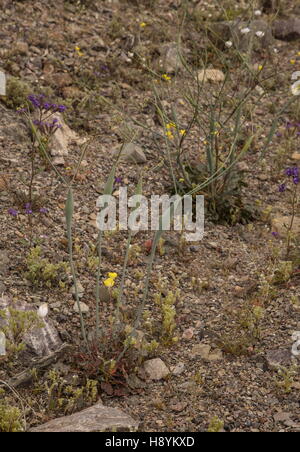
<box><xmin>114</xmin><ymin>143</ymin><xmax>147</xmax><ymax>164</ymax></box>
<box><xmin>197</xmin><ymin>69</ymin><xmax>225</xmax><ymax>83</ymax></box>
<box><xmin>73</xmin><ymin>301</ymin><xmax>89</xmax><ymax>314</ymax></box>
<box><xmin>15</xmin><ymin>41</ymin><xmax>29</xmax><ymax>55</ymax></box>
<box><xmin>207</xmin><ymin>349</ymin><xmax>223</xmax><ymax>362</ymax></box>
<box><xmin>71</xmin><ymin>281</ymin><xmax>84</xmax><ymax>299</ymax></box>
<box><xmin>273</xmin><ymin>17</ymin><xmax>300</xmax><ymax>41</ymax></box>
<box><xmin>271</xmin><ymin>215</ymin><xmax>300</xmax><ymax>236</ymax></box>
<box><xmin>0</xmin><ymin>71</ymin><xmax>6</xmax><ymax>95</ymax></box>
<box><xmin>182</xmin><ymin>328</ymin><xmax>194</xmax><ymax>340</ymax></box>
<box><xmin>265</xmin><ymin>348</ymin><xmax>293</xmax><ymax>370</ymax></box>
<box><xmin>191</xmin><ymin>344</ymin><xmax>211</xmax><ymax>359</ymax></box>
<box><xmin>30</xmin><ymin>401</ymin><xmax>139</xmax><ymax>432</ymax></box>
<box><xmin>292</xmin><ymin>152</ymin><xmax>300</xmax><ymax>161</ymax></box>
<box><xmin>172</xmin><ymin>362</ymin><xmax>185</xmax><ymax>376</ymax></box>
<box><xmin>143</xmin><ymin>358</ymin><xmax>170</xmax><ymax>380</ymax></box>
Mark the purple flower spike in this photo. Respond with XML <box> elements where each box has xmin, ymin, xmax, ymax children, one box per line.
<box><xmin>8</xmin><ymin>208</ymin><xmax>18</xmax><ymax>217</ymax></box>
<box><xmin>24</xmin><ymin>203</ymin><xmax>33</xmax><ymax>214</ymax></box>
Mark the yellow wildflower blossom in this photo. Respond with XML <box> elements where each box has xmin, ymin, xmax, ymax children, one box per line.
<box><xmin>258</xmin><ymin>65</ymin><xmax>263</xmax><ymax>71</ymax></box>
<box><xmin>162</xmin><ymin>74</ymin><xmax>171</xmax><ymax>81</ymax></box>
<box><xmin>166</xmin><ymin>122</ymin><xmax>176</xmax><ymax>129</ymax></box>
<box><xmin>290</xmin><ymin>59</ymin><xmax>296</xmax><ymax>64</ymax></box>
<box><xmin>179</xmin><ymin>129</ymin><xmax>186</xmax><ymax>136</ymax></box>
<box><xmin>108</xmin><ymin>272</ymin><xmax>118</xmax><ymax>279</ymax></box>
<box><xmin>165</xmin><ymin>130</ymin><xmax>174</xmax><ymax>139</ymax></box>
<box><xmin>75</xmin><ymin>46</ymin><xmax>84</xmax><ymax>57</ymax></box>
<box><xmin>104</xmin><ymin>277</ymin><xmax>115</xmax><ymax>288</ymax></box>
<box><xmin>140</xmin><ymin>22</ymin><xmax>147</xmax><ymax>28</ymax></box>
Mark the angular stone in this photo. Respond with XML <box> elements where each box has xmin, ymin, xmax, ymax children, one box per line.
<box><xmin>49</xmin><ymin>113</ymin><xmax>85</xmax><ymax>158</ymax></box>
<box><xmin>114</xmin><ymin>143</ymin><xmax>147</xmax><ymax>164</ymax></box>
<box><xmin>265</xmin><ymin>348</ymin><xmax>293</xmax><ymax>370</ymax></box>
<box><xmin>143</xmin><ymin>358</ymin><xmax>170</xmax><ymax>380</ymax></box>
<box><xmin>30</xmin><ymin>402</ymin><xmax>139</xmax><ymax>432</ymax></box>
<box><xmin>273</xmin><ymin>18</ymin><xmax>300</xmax><ymax>41</ymax></box>
<box><xmin>271</xmin><ymin>215</ymin><xmax>300</xmax><ymax>236</ymax></box>
<box><xmin>71</xmin><ymin>281</ymin><xmax>85</xmax><ymax>299</ymax></box>
<box><xmin>0</xmin><ymin>295</ymin><xmax>62</xmax><ymax>358</ymax></box>
<box><xmin>73</xmin><ymin>301</ymin><xmax>89</xmax><ymax>314</ymax></box>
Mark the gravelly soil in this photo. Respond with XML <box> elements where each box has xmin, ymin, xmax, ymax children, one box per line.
<box><xmin>0</xmin><ymin>0</ymin><xmax>299</xmax><ymax>432</ymax></box>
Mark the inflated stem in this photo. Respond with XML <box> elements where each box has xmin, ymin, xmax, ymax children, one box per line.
<box><xmin>95</xmin><ymin>159</ymin><xmax>120</xmax><ymax>340</ymax></box>
<box><xmin>65</xmin><ymin>187</ymin><xmax>88</xmax><ymax>346</ymax></box>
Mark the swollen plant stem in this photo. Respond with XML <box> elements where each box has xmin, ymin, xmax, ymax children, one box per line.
<box><xmin>95</xmin><ymin>230</ymin><xmax>103</xmax><ymax>341</ymax></box>
<box><xmin>65</xmin><ymin>188</ymin><xmax>88</xmax><ymax>348</ymax></box>
<box><xmin>286</xmin><ymin>186</ymin><xmax>298</xmax><ymax>259</ymax></box>
<box><xmin>116</xmin><ymin>230</ymin><xmax>132</xmax><ymax>323</ymax></box>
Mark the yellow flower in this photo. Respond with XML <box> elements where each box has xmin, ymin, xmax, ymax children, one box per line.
<box><xmin>179</xmin><ymin>178</ymin><xmax>185</xmax><ymax>183</ymax></box>
<box><xmin>258</xmin><ymin>65</ymin><xmax>263</xmax><ymax>71</ymax></box>
<box><xmin>179</xmin><ymin>129</ymin><xmax>186</xmax><ymax>136</ymax></box>
<box><xmin>166</xmin><ymin>122</ymin><xmax>176</xmax><ymax>129</ymax></box>
<box><xmin>108</xmin><ymin>272</ymin><xmax>118</xmax><ymax>279</ymax></box>
<box><xmin>75</xmin><ymin>46</ymin><xmax>84</xmax><ymax>57</ymax></box>
<box><xmin>140</xmin><ymin>22</ymin><xmax>147</xmax><ymax>28</ymax></box>
<box><xmin>165</xmin><ymin>130</ymin><xmax>174</xmax><ymax>139</ymax></box>
<box><xmin>104</xmin><ymin>277</ymin><xmax>115</xmax><ymax>288</ymax></box>
<box><xmin>162</xmin><ymin>74</ymin><xmax>171</xmax><ymax>81</ymax></box>
<box><xmin>290</xmin><ymin>59</ymin><xmax>296</xmax><ymax>64</ymax></box>
<box><xmin>298</xmin><ymin>52</ymin><xmax>300</xmax><ymax>56</ymax></box>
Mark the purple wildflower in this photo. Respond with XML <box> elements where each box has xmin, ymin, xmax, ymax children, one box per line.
<box><xmin>114</xmin><ymin>177</ymin><xmax>122</xmax><ymax>184</ymax></box>
<box><xmin>272</xmin><ymin>231</ymin><xmax>279</xmax><ymax>238</ymax></box>
<box><xmin>278</xmin><ymin>183</ymin><xmax>286</xmax><ymax>193</ymax></box>
<box><xmin>293</xmin><ymin>176</ymin><xmax>299</xmax><ymax>185</ymax></box>
<box><xmin>8</xmin><ymin>208</ymin><xmax>18</xmax><ymax>217</ymax></box>
<box><xmin>39</xmin><ymin>207</ymin><xmax>48</xmax><ymax>214</ymax></box>
<box><xmin>24</xmin><ymin>203</ymin><xmax>33</xmax><ymax>214</ymax></box>
<box><xmin>285</xmin><ymin>168</ymin><xmax>293</xmax><ymax>177</ymax></box>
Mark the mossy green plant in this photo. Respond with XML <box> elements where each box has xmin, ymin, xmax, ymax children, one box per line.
<box><xmin>1</xmin><ymin>76</ymin><xmax>31</xmax><ymax>110</ymax></box>
<box><xmin>0</xmin><ymin>391</ymin><xmax>23</xmax><ymax>432</ymax></box>
<box><xmin>25</xmin><ymin>246</ymin><xmax>69</xmax><ymax>288</ymax></box>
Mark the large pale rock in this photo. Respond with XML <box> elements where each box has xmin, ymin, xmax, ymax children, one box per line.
<box><xmin>271</xmin><ymin>215</ymin><xmax>300</xmax><ymax>236</ymax></box>
<box><xmin>273</xmin><ymin>17</ymin><xmax>300</xmax><ymax>41</ymax></box>
<box><xmin>49</xmin><ymin>113</ymin><xmax>85</xmax><ymax>161</ymax></box>
<box><xmin>143</xmin><ymin>358</ymin><xmax>170</xmax><ymax>380</ymax></box>
<box><xmin>30</xmin><ymin>402</ymin><xmax>139</xmax><ymax>432</ymax></box>
<box><xmin>0</xmin><ymin>296</ymin><xmax>61</xmax><ymax>357</ymax></box>
<box><xmin>114</xmin><ymin>143</ymin><xmax>147</xmax><ymax>164</ymax></box>
<box><xmin>197</xmin><ymin>69</ymin><xmax>225</xmax><ymax>83</ymax></box>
